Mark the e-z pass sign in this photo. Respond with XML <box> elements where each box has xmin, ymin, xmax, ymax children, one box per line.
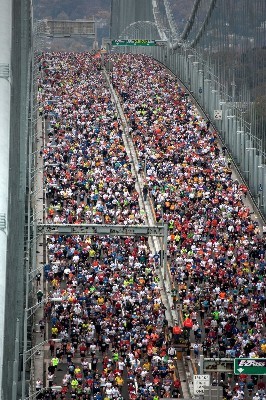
<box><xmin>234</xmin><ymin>358</ymin><xmax>266</xmax><ymax>375</ymax></box>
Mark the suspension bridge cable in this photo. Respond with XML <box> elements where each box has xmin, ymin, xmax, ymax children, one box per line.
<box><xmin>190</xmin><ymin>0</ymin><xmax>218</xmax><ymax>47</ymax></box>
<box><xmin>180</xmin><ymin>0</ymin><xmax>203</xmax><ymax>40</ymax></box>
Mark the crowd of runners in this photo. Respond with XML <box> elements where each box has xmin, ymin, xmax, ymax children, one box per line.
<box><xmin>111</xmin><ymin>54</ymin><xmax>266</xmax><ymax>399</ymax></box>
<box><xmin>35</xmin><ymin>51</ymin><xmax>266</xmax><ymax>400</ymax></box>
<box><xmin>37</xmin><ymin>52</ymin><xmax>181</xmax><ymax>400</ymax></box>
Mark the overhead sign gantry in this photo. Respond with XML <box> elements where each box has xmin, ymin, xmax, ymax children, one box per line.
<box><xmin>36</xmin><ymin>223</ymin><xmax>166</xmax><ymax>237</ymax></box>
<box><xmin>36</xmin><ymin>223</ymin><xmax>168</xmax><ymax>279</ymax></box>
<box><xmin>37</xmin><ymin>19</ymin><xmax>96</xmax><ymax>39</ymax></box>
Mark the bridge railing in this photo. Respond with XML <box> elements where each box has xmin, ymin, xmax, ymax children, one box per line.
<box><xmin>167</xmin><ymin>44</ymin><xmax>266</xmax><ymax>219</ymax></box>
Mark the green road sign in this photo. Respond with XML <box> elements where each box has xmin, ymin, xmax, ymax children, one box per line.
<box><xmin>112</xmin><ymin>39</ymin><xmax>157</xmax><ymax>46</ymax></box>
<box><xmin>234</xmin><ymin>358</ymin><xmax>266</xmax><ymax>375</ymax></box>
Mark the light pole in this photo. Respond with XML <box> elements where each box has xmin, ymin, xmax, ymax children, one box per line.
<box><xmin>245</xmin><ymin>147</ymin><xmax>256</xmax><ymax>189</ymax></box>
<box><xmin>144</xmin><ymin>154</ymin><xmax>147</xmax><ymax>178</ymax></box>
<box><xmin>258</xmin><ymin>165</ymin><xmax>266</xmax><ymax>211</ymax></box>
<box><xmin>163</xmin><ymin>223</ymin><xmax>168</xmax><ymax>280</ymax></box>
<box><xmin>226</xmin><ymin>115</ymin><xmax>235</xmax><ymax>148</ymax></box>
<box><xmin>12</xmin><ymin>319</ymin><xmax>20</xmax><ymax>400</ymax></box>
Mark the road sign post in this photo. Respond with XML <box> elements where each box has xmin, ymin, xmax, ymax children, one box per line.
<box><xmin>214</xmin><ymin>110</ymin><xmax>222</xmax><ymax>120</ymax></box>
<box><xmin>202</xmin><ymin>358</ymin><xmax>234</xmax><ymax>372</ymax></box>
<box><xmin>193</xmin><ymin>374</ymin><xmax>210</xmax><ymax>395</ymax></box>
<box><xmin>234</xmin><ymin>358</ymin><xmax>266</xmax><ymax>375</ymax></box>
